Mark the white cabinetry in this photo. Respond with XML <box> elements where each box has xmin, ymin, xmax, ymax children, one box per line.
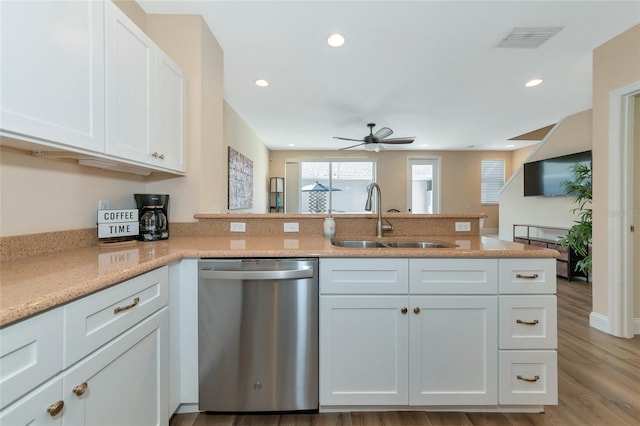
<box><xmin>0</xmin><ymin>267</ymin><xmax>169</xmax><ymax>424</ymax></box>
<box><xmin>498</xmin><ymin>259</ymin><xmax>558</xmax><ymax>405</ymax></box>
<box><xmin>0</xmin><ymin>0</ymin><xmax>186</xmax><ymax>175</ymax></box>
<box><xmin>105</xmin><ymin>1</ymin><xmax>185</xmax><ymax>173</ymax></box>
<box><xmin>0</xmin><ymin>0</ymin><xmax>105</xmax><ymax>152</ymax></box>
<box><xmin>319</xmin><ymin>258</ymin><xmax>498</xmax><ymax>408</ymax></box>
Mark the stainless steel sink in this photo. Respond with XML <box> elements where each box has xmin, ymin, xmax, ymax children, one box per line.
<box><xmin>331</xmin><ymin>240</ymin><xmax>388</xmax><ymax>248</ymax></box>
<box><xmin>331</xmin><ymin>239</ymin><xmax>455</xmax><ymax>249</ymax></box>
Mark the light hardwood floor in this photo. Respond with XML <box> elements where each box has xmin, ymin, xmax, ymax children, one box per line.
<box><xmin>170</xmin><ymin>278</ymin><xmax>640</xmax><ymax>426</ymax></box>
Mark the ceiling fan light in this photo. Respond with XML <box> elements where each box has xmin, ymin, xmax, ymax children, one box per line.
<box><xmin>525</xmin><ymin>78</ymin><xmax>543</xmax><ymax>87</ymax></box>
<box><xmin>327</xmin><ymin>32</ymin><xmax>345</xmax><ymax>47</ymax></box>
<box><xmin>254</xmin><ymin>79</ymin><xmax>269</xmax><ymax>87</ymax></box>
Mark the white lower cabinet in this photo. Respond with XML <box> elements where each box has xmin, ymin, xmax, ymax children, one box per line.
<box><xmin>320</xmin><ymin>257</ymin><xmax>556</xmax><ymax>411</ymax></box>
<box><xmin>409</xmin><ymin>295</ymin><xmax>497</xmax><ymax>405</ymax></box>
<box><xmin>62</xmin><ymin>308</ymin><xmax>168</xmax><ymax>426</ymax></box>
<box><xmin>320</xmin><ymin>295</ymin><xmax>409</xmax><ymax>406</ymax></box>
<box><xmin>0</xmin><ymin>267</ymin><xmax>170</xmax><ymax>424</ymax></box>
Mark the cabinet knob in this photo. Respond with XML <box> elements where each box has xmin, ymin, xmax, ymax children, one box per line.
<box><xmin>73</xmin><ymin>382</ymin><xmax>88</xmax><ymax>396</ymax></box>
<box><xmin>159</xmin><ymin>153</ymin><xmax>165</xmax><ymax>160</ymax></box>
<box><xmin>401</xmin><ymin>307</ymin><xmax>408</xmax><ymax>314</ymax></box>
<box><xmin>47</xmin><ymin>400</ymin><xmax>64</xmax><ymax>417</ymax></box>
<box><xmin>413</xmin><ymin>307</ymin><xmax>421</xmax><ymax>314</ymax></box>
<box><xmin>151</xmin><ymin>152</ymin><xmax>159</xmax><ymax>158</ymax></box>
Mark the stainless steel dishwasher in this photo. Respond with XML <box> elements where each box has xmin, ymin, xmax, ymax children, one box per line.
<box><xmin>198</xmin><ymin>258</ymin><xmax>318</xmax><ymax>412</ymax></box>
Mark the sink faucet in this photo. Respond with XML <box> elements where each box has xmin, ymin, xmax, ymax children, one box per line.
<box><xmin>365</xmin><ymin>183</ymin><xmax>394</xmax><ymax>237</ymax></box>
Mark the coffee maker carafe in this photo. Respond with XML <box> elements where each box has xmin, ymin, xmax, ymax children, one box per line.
<box><xmin>134</xmin><ymin>194</ymin><xmax>169</xmax><ymax>241</ymax></box>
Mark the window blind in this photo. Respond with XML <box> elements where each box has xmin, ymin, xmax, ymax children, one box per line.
<box><xmin>481</xmin><ymin>160</ymin><xmax>505</xmax><ymax>204</ymax></box>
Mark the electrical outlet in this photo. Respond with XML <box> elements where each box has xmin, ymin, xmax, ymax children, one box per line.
<box><xmin>455</xmin><ymin>221</ymin><xmax>471</xmax><ymax>232</ymax></box>
<box><xmin>284</xmin><ymin>222</ymin><xmax>299</xmax><ymax>232</ymax></box>
<box><xmin>98</xmin><ymin>200</ymin><xmax>110</xmax><ymax>210</ymax></box>
<box><xmin>230</xmin><ymin>222</ymin><xmax>246</xmax><ymax>232</ymax></box>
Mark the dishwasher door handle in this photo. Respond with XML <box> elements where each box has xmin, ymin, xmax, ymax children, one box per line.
<box><xmin>200</xmin><ymin>267</ymin><xmax>314</xmax><ymax>281</ymax></box>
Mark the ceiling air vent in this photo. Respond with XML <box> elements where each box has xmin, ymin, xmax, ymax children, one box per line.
<box><xmin>496</xmin><ymin>27</ymin><xmax>563</xmax><ymax>49</ymax></box>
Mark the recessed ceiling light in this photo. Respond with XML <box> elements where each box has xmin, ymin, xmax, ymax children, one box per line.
<box><xmin>254</xmin><ymin>79</ymin><xmax>269</xmax><ymax>87</ymax></box>
<box><xmin>288</xmin><ymin>143</ymin><xmax>295</xmax><ymax>147</ymax></box>
<box><xmin>420</xmin><ymin>144</ymin><xmax>429</xmax><ymax>147</ymax></box>
<box><xmin>327</xmin><ymin>32</ymin><xmax>345</xmax><ymax>47</ymax></box>
<box><xmin>506</xmin><ymin>144</ymin><xmax>515</xmax><ymax>148</ymax></box>
<box><xmin>525</xmin><ymin>78</ymin><xmax>543</xmax><ymax>87</ymax></box>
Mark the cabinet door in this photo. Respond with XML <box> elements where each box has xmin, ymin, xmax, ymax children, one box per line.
<box><xmin>409</xmin><ymin>295</ymin><xmax>498</xmax><ymax>405</ymax></box>
<box><xmin>105</xmin><ymin>0</ymin><xmax>156</xmax><ymax>164</ymax></box>
<box><xmin>320</xmin><ymin>295</ymin><xmax>409</xmax><ymax>406</ymax></box>
<box><xmin>0</xmin><ymin>377</ymin><xmax>63</xmax><ymax>426</ymax></box>
<box><xmin>0</xmin><ymin>0</ymin><xmax>104</xmax><ymax>151</ymax></box>
<box><xmin>62</xmin><ymin>309</ymin><xmax>168</xmax><ymax>426</ymax></box>
<box><xmin>154</xmin><ymin>50</ymin><xmax>186</xmax><ymax>173</ymax></box>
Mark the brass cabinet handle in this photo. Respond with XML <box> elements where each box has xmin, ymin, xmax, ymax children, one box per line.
<box><xmin>517</xmin><ymin>374</ymin><xmax>540</xmax><ymax>383</ymax></box>
<box><xmin>114</xmin><ymin>297</ymin><xmax>140</xmax><ymax>314</ymax></box>
<box><xmin>413</xmin><ymin>307</ymin><xmax>421</xmax><ymax>314</ymax></box>
<box><xmin>73</xmin><ymin>382</ymin><xmax>88</xmax><ymax>396</ymax></box>
<box><xmin>159</xmin><ymin>153</ymin><xmax>165</xmax><ymax>160</ymax></box>
<box><xmin>516</xmin><ymin>273</ymin><xmax>539</xmax><ymax>279</ymax></box>
<box><xmin>516</xmin><ymin>319</ymin><xmax>540</xmax><ymax>326</ymax></box>
<box><xmin>400</xmin><ymin>307</ymin><xmax>408</xmax><ymax>314</ymax></box>
<box><xmin>47</xmin><ymin>400</ymin><xmax>64</xmax><ymax>417</ymax></box>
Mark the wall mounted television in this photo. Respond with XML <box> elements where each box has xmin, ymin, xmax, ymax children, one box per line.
<box><xmin>523</xmin><ymin>150</ymin><xmax>592</xmax><ymax>197</ymax></box>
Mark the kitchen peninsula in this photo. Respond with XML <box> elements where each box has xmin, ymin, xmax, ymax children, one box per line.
<box><xmin>1</xmin><ymin>213</ymin><xmax>559</xmax><ymax>422</ymax></box>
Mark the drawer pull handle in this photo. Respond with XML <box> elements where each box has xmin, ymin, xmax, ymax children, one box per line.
<box><xmin>114</xmin><ymin>297</ymin><xmax>140</xmax><ymax>314</ymax></box>
<box><xmin>401</xmin><ymin>307</ymin><xmax>408</xmax><ymax>314</ymax></box>
<box><xmin>516</xmin><ymin>273</ymin><xmax>539</xmax><ymax>279</ymax></box>
<box><xmin>73</xmin><ymin>382</ymin><xmax>88</xmax><ymax>396</ymax></box>
<box><xmin>517</xmin><ymin>374</ymin><xmax>540</xmax><ymax>383</ymax></box>
<box><xmin>47</xmin><ymin>400</ymin><xmax>64</xmax><ymax>417</ymax></box>
<box><xmin>516</xmin><ymin>319</ymin><xmax>540</xmax><ymax>326</ymax></box>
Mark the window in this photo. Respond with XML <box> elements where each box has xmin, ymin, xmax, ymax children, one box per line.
<box><xmin>297</xmin><ymin>160</ymin><xmax>375</xmax><ymax>213</ymax></box>
<box><xmin>481</xmin><ymin>160</ymin><xmax>505</xmax><ymax>204</ymax></box>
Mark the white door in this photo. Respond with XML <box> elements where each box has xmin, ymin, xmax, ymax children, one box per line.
<box><xmin>320</xmin><ymin>295</ymin><xmax>409</xmax><ymax>406</ymax></box>
<box><xmin>409</xmin><ymin>295</ymin><xmax>498</xmax><ymax>405</ymax></box>
<box><xmin>62</xmin><ymin>309</ymin><xmax>168</xmax><ymax>426</ymax></box>
<box><xmin>0</xmin><ymin>1</ymin><xmax>105</xmax><ymax>152</ymax></box>
<box><xmin>105</xmin><ymin>0</ymin><xmax>156</xmax><ymax>164</ymax></box>
<box><xmin>407</xmin><ymin>158</ymin><xmax>440</xmax><ymax>213</ymax></box>
<box><xmin>154</xmin><ymin>50</ymin><xmax>186</xmax><ymax>172</ymax></box>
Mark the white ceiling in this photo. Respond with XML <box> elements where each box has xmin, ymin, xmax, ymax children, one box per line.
<box><xmin>139</xmin><ymin>1</ymin><xmax>640</xmax><ymax>151</ymax></box>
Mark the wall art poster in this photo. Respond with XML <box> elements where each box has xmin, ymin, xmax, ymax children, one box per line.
<box><xmin>228</xmin><ymin>147</ymin><xmax>254</xmax><ymax>209</ymax></box>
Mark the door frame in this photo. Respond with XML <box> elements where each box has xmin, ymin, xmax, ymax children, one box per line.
<box><xmin>607</xmin><ymin>80</ymin><xmax>639</xmax><ymax>337</ymax></box>
<box><xmin>406</xmin><ymin>157</ymin><xmax>441</xmax><ymax>213</ymax></box>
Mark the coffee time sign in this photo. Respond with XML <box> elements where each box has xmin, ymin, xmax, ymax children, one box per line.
<box><xmin>98</xmin><ymin>209</ymin><xmax>139</xmax><ymax>239</ymax></box>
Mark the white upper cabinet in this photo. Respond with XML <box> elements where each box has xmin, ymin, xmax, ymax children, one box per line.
<box><xmin>0</xmin><ymin>0</ymin><xmax>105</xmax><ymax>152</ymax></box>
<box><xmin>105</xmin><ymin>1</ymin><xmax>185</xmax><ymax>173</ymax></box>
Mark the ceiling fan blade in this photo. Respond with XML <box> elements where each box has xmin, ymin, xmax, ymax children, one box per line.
<box><xmin>333</xmin><ymin>136</ymin><xmax>363</xmax><ymax>142</ymax></box>
<box><xmin>373</xmin><ymin>127</ymin><xmax>393</xmax><ymax>140</ymax></box>
<box><xmin>380</xmin><ymin>137</ymin><xmax>415</xmax><ymax>144</ymax></box>
<box><xmin>339</xmin><ymin>142</ymin><xmax>365</xmax><ymax>150</ymax></box>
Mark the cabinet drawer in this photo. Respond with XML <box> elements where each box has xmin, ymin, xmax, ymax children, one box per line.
<box><xmin>499</xmin><ymin>350</ymin><xmax>557</xmax><ymax>405</ymax></box>
<box><xmin>320</xmin><ymin>259</ymin><xmax>408</xmax><ymax>294</ymax></box>
<box><xmin>499</xmin><ymin>259</ymin><xmax>556</xmax><ymax>294</ymax></box>
<box><xmin>64</xmin><ymin>266</ymin><xmax>168</xmax><ymax>367</ymax></box>
<box><xmin>0</xmin><ymin>308</ymin><xmax>63</xmax><ymax>410</ymax></box>
<box><xmin>499</xmin><ymin>296</ymin><xmax>557</xmax><ymax>349</ymax></box>
<box><xmin>410</xmin><ymin>259</ymin><xmax>498</xmax><ymax>294</ymax></box>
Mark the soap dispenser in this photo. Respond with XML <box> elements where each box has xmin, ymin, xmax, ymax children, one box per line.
<box><xmin>323</xmin><ymin>214</ymin><xmax>336</xmax><ymax>238</ymax></box>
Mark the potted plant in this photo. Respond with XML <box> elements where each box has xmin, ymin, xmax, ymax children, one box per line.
<box><xmin>558</xmin><ymin>162</ymin><xmax>592</xmax><ymax>274</ymax></box>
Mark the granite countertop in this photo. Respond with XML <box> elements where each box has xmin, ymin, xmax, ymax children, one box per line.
<box><xmin>0</xmin><ymin>235</ymin><xmax>557</xmax><ymax>327</ymax></box>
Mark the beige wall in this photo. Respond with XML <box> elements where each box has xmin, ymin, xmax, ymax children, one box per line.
<box><xmin>498</xmin><ymin>109</ymin><xmax>593</xmax><ymax>241</ymax></box>
<box><xmin>592</xmin><ymin>24</ymin><xmax>640</xmax><ymax>318</ymax></box>
<box><xmin>224</xmin><ymin>102</ymin><xmax>269</xmax><ymax>213</ymax></box>
<box><xmin>511</xmin><ymin>145</ymin><xmax>537</xmax><ymax>175</ymax></box>
<box><xmin>269</xmin><ymin>149</ymin><xmax>513</xmax><ymax>231</ymax></box>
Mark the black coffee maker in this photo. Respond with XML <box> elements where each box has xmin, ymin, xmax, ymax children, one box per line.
<box><xmin>134</xmin><ymin>194</ymin><xmax>169</xmax><ymax>241</ymax></box>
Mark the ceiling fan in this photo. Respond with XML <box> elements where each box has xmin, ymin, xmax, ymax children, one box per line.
<box><xmin>333</xmin><ymin>123</ymin><xmax>415</xmax><ymax>151</ymax></box>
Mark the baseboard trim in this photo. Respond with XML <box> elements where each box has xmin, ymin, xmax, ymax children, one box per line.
<box><xmin>589</xmin><ymin>312</ymin><xmax>611</xmax><ymax>334</ymax></box>
<box><xmin>174</xmin><ymin>403</ymin><xmax>199</xmax><ymax>414</ymax></box>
